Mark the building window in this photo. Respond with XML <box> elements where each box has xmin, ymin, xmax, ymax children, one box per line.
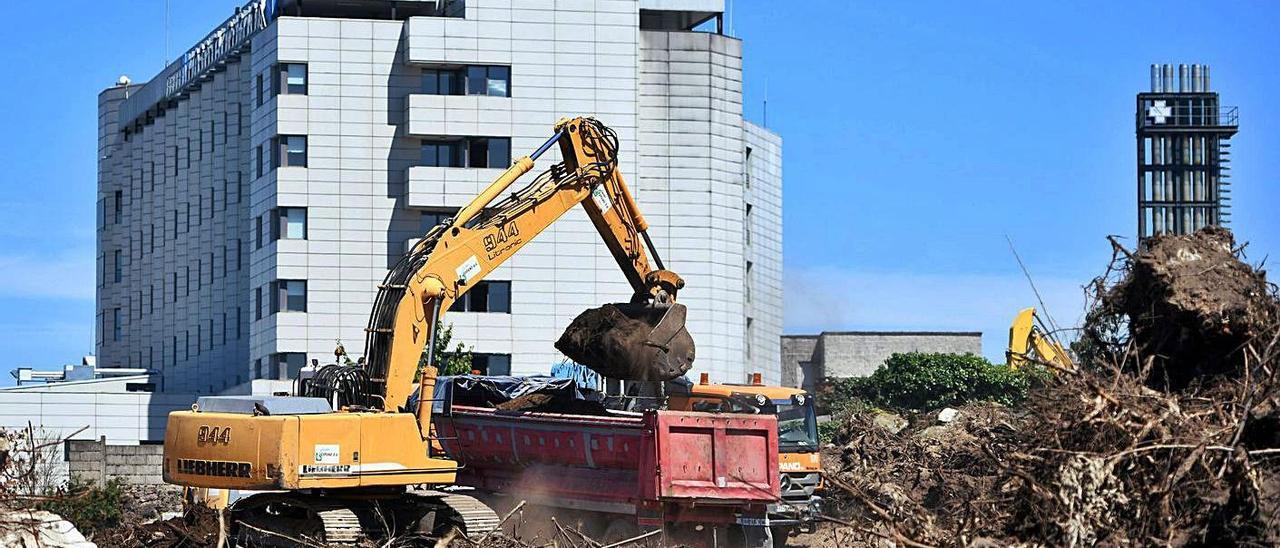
<box><xmin>421</xmin><ymin>140</ymin><xmax>464</xmax><ymax>167</ymax></box>
<box><xmin>449</xmin><ymin>281</ymin><xmax>510</xmax><ymax>313</ymax></box>
<box><xmin>274</xmin><ymin>207</ymin><xmax>307</xmax><ymax>240</ymax></box>
<box><xmin>256</xmin><ymin>143</ymin><xmax>266</xmax><ymax>178</ymax></box>
<box><xmin>420</xmin><ymin>208</ymin><xmax>458</xmax><ymax>232</ymax></box>
<box><xmin>468</xmin><ymin>65</ymin><xmax>510</xmax><ymax>97</ymax></box>
<box><xmin>112</xmin><ymin>249</ymin><xmax>122</xmax><ymax>283</ymax></box>
<box><xmin>471</xmin><ymin>353</ymin><xmax>512</xmax><ymax>376</ymax></box>
<box><xmin>422</xmin><ymin>65</ymin><xmax>510</xmax><ymax>97</ymax></box>
<box><xmin>422</xmin><ymin>68</ymin><xmax>464</xmax><ymax>95</ymax></box>
<box><xmin>278</xmin><ymin>63</ymin><xmax>308</xmax><ymax>95</ymax></box>
<box><xmin>256</xmin><ymin>73</ymin><xmax>266</xmax><ymax>106</ymax></box>
<box><xmin>271</xmin><ymin>353</ymin><xmax>307</xmax><ymax>380</ymax></box>
<box><xmin>235</xmin><ymin>307</ymin><xmax>242</xmax><ymax>339</ymax></box>
<box><xmin>255</xmin><ymin>287</ymin><xmax>263</xmax><ymax>320</ymax></box>
<box><xmin>113</xmin><ymin>190</ymin><xmax>123</xmax><ymax>224</ymax></box>
<box><xmin>421</xmin><ymin>137</ymin><xmax>509</xmax><ymax>168</ymax></box>
<box><xmin>255</xmin><ymin>215</ymin><xmax>264</xmax><ymax>249</ymax></box>
<box><xmin>112</xmin><ymin>308</ymin><xmax>122</xmax><ymax>341</ymax></box>
<box><xmin>469</xmin><ymin>137</ymin><xmax>509</xmax><ymax>168</ymax></box>
<box><xmin>271</xmin><ymin>280</ymin><xmax>307</xmax><ymax>313</ymax></box>
<box><xmin>272</xmin><ymin>135</ymin><xmax>307</xmax><ymax>168</ymax></box>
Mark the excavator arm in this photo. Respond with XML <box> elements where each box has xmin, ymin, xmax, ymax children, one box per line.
<box><xmin>1007</xmin><ymin>307</ymin><xmax>1074</xmax><ymax>371</ymax></box>
<box><xmin>359</xmin><ymin>117</ymin><xmax>687</xmax><ymax>412</ymax></box>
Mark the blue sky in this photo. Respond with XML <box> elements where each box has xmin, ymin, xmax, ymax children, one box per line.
<box><xmin>0</xmin><ymin>1</ymin><xmax>1276</xmax><ymax>373</ymax></box>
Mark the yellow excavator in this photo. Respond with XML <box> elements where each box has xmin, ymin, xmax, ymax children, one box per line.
<box><xmin>162</xmin><ymin>117</ymin><xmax>694</xmax><ymax>545</ymax></box>
<box><xmin>1006</xmin><ymin>307</ymin><xmax>1074</xmax><ymax>370</ymax></box>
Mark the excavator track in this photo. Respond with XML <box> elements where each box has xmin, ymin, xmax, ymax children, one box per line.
<box><xmin>313</xmin><ymin>506</ymin><xmax>362</xmax><ymax>545</ymax></box>
<box><xmin>410</xmin><ymin>490</ymin><xmax>501</xmax><ymax>537</ymax></box>
<box><xmin>231</xmin><ymin>494</ymin><xmax>366</xmax><ymax>547</ymax></box>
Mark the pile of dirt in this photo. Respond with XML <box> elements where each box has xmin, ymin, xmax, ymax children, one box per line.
<box><xmin>555</xmin><ymin>303</ymin><xmax>694</xmax><ymax>381</ymax></box>
<box><xmin>821</xmin><ymin>404</ymin><xmax>1023</xmax><ymax>544</ymax></box>
<box><xmin>1086</xmin><ymin>226</ymin><xmax>1279</xmax><ymax>388</ymax></box>
<box><xmin>95</xmin><ymin>506</ymin><xmax>220</xmax><ymax>548</ymax></box>
<box><xmin>821</xmin><ymin>228</ymin><xmax>1280</xmax><ymax>546</ymax></box>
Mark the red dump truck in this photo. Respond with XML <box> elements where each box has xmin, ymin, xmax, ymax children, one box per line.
<box><xmin>431</xmin><ymin>377</ymin><xmax>780</xmax><ymax>546</ymax></box>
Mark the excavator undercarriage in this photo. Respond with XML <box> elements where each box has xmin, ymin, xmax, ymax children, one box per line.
<box><xmin>230</xmin><ymin>490</ymin><xmax>497</xmax><ymax>547</ymax></box>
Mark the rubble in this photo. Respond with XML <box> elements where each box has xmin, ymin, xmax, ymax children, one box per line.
<box><xmin>819</xmin><ymin>228</ymin><xmax>1280</xmax><ymax>546</ymax></box>
<box><xmin>0</xmin><ymin>509</ymin><xmax>95</xmax><ymax>547</ymax></box>
<box><xmin>1086</xmin><ymin>226</ymin><xmax>1279</xmax><ymax>388</ymax></box>
<box><xmin>95</xmin><ymin>506</ymin><xmax>221</xmax><ymax>548</ymax></box>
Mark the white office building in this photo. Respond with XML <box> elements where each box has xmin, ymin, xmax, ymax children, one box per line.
<box><xmin>96</xmin><ymin>0</ymin><xmax>783</xmax><ymax>396</ymax></box>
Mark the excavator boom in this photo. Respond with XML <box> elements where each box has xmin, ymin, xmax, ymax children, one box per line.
<box><xmin>1007</xmin><ymin>307</ymin><xmax>1074</xmax><ymax>370</ymax></box>
<box><xmin>358</xmin><ymin>116</ymin><xmax>691</xmax><ymax>411</ymax></box>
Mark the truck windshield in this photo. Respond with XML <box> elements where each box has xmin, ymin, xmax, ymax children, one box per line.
<box><xmin>773</xmin><ymin>402</ymin><xmax>818</xmax><ymax>451</ymax></box>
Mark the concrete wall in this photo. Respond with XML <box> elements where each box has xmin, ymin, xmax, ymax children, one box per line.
<box><xmin>639</xmin><ymin>29</ymin><xmax>749</xmax><ymax>384</ymax></box>
<box><xmin>66</xmin><ymin>438</ymin><xmax>165</xmax><ymax>486</ymax></box>
<box><xmin>743</xmin><ymin>122</ymin><xmax>783</xmax><ymax>384</ymax></box>
<box><xmin>0</xmin><ymin>389</ymin><xmax>193</xmax><ymax>443</ymax></box>
<box><xmin>97</xmin><ymin>44</ymin><xmax>254</xmax><ymax>393</ymax></box>
<box><xmin>783</xmin><ymin>332</ymin><xmax>983</xmax><ymax>392</ymax></box>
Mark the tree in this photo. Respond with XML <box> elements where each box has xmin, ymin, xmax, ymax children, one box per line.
<box><xmin>418</xmin><ymin>323</ymin><xmax>474</xmax><ymax>379</ymax></box>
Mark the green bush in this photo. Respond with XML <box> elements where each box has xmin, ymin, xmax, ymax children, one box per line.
<box><xmin>822</xmin><ymin>352</ymin><xmax>1047</xmax><ymax>412</ymax></box>
<box><xmin>37</xmin><ymin>477</ymin><xmax>125</xmax><ymax>534</ymax></box>
<box><xmin>817</xmin><ymin>417</ymin><xmax>844</xmax><ymax>444</ymax></box>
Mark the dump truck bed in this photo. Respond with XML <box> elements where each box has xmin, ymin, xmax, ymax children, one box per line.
<box><xmin>433</xmin><ymin>407</ymin><xmax>779</xmax><ymax>524</ymax></box>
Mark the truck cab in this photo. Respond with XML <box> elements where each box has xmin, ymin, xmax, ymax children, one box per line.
<box><xmin>666</xmin><ymin>373</ymin><xmax>822</xmax><ymax>537</ymax></box>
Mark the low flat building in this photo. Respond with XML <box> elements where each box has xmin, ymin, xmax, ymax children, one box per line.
<box><xmin>782</xmin><ymin>331</ymin><xmax>983</xmax><ymax>392</ymax></box>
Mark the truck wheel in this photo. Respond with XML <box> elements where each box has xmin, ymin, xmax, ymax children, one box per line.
<box><xmin>770</xmin><ymin>525</ymin><xmax>792</xmax><ymax>548</ymax></box>
<box><xmin>740</xmin><ymin>525</ymin><xmax>774</xmax><ymax>548</ymax></box>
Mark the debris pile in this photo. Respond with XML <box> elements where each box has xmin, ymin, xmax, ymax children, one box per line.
<box><xmin>95</xmin><ymin>506</ymin><xmax>220</xmax><ymax>548</ymax></box>
<box><xmin>823</xmin><ymin>228</ymin><xmax>1280</xmax><ymax>546</ymax></box>
<box><xmin>1085</xmin><ymin>226</ymin><xmax>1279</xmax><ymax>388</ymax></box>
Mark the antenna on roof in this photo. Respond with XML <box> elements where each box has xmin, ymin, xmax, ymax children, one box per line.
<box><xmin>763</xmin><ymin>78</ymin><xmax>769</xmax><ymax>128</ymax></box>
<box><xmin>163</xmin><ymin>0</ymin><xmax>171</xmax><ymax>66</ymax></box>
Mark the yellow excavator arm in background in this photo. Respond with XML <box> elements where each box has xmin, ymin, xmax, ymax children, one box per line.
<box><xmin>1007</xmin><ymin>307</ymin><xmax>1074</xmax><ymax>371</ymax></box>
<box><xmin>361</xmin><ymin>117</ymin><xmax>685</xmax><ymax>413</ymax></box>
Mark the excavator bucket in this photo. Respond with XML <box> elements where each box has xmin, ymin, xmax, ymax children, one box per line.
<box><xmin>556</xmin><ymin>302</ymin><xmax>695</xmax><ymax>381</ymax></box>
